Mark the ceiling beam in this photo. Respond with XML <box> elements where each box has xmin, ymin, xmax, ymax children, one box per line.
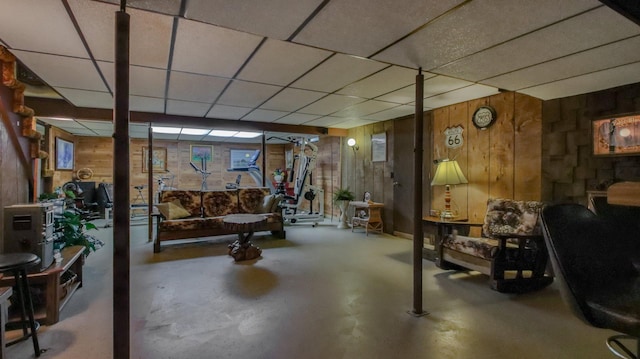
<box><xmin>600</xmin><ymin>0</ymin><xmax>640</xmax><ymax>26</ymax></box>
<box><xmin>25</xmin><ymin>97</ymin><xmax>347</xmax><ymax>136</ymax></box>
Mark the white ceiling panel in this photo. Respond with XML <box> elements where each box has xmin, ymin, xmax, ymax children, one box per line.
<box><xmin>171</xmin><ymin>19</ymin><xmax>263</xmax><ymax>77</ymax></box>
<box><xmin>152</xmin><ymin>133</ymin><xmax>179</xmax><ymax>140</ymax></box>
<box><xmin>436</xmin><ymin>6</ymin><xmax>640</xmax><ymax>82</ymax></box>
<box><xmin>206</xmin><ymin>105</ymin><xmax>253</xmax><ymax>120</ymax></box>
<box><xmin>363</xmin><ymin>105</ymin><xmax>415</xmax><ymax>121</ymax></box>
<box><xmin>55</xmin><ymin>88</ymin><xmax>113</xmax><ymax>109</ymax></box>
<box><xmin>423</xmin><ymin>84</ymin><xmax>500</xmax><ymax>108</ymax></box>
<box><xmin>274</xmin><ymin>113</ymin><xmax>321</xmax><ymax>125</ymax></box>
<box><xmin>81</xmin><ymin>120</ymin><xmax>113</xmax><ymax>131</ymax></box>
<box><xmin>130</xmin><ymin>96</ymin><xmax>165</xmax><ymax>113</ymax></box>
<box><xmin>217</xmin><ymin>81</ymin><xmax>282</xmax><ymax>108</ymax></box>
<box><xmin>0</xmin><ymin>0</ymin><xmax>87</xmax><ymax>58</ymax></box>
<box><xmin>13</xmin><ymin>51</ymin><xmax>108</xmax><ymax>92</ymax></box>
<box><xmin>298</xmin><ymin>94</ymin><xmax>366</xmax><ymax>116</ymax></box>
<box><xmin>332</xmin><ymin>100</ymin><xmax>399</xmax><ymax>118</ymax></box>
<box><xmin>38</xmin><ymin>118</ymin><xmax>86</xmax><ymax>129</ymax></box>
<box><xmin>518</xmin><ymin>62</ymin><xmax>640</xmax><ymax>101</ymax></box>
<box><xmin>69</xmin><ymin>128</ymin><xmax>99</xmax><ymax>136</ymax></box>
<box><xmin>423</xmin><ymin>76</ymin><xmax>473</xmax><ymax>97</ymax></box>
<box><xmin>260</xmin><ymin>88</ymin><xmax>327</xmax><ymax>112</ymax></box>
<box><xmin>330</xmin><ymin>118</ymin><xmax>379</xmax><ymax>129</ymax></box>
<box><xmin>291</xmin><ymin>54</ymin><xmax>387</xmax><ymax>92</ymax></box>
<box><xmin>302</xmin><ymin>116</ymin><xmax>344</xmax><ymax>127</ymax></box>
<box><xmin>98</xmin><ymin>63</ymin><xmax>167</xmax><ymax>98</ymax></box>
<box><xmin>373</xmin><ymin>0</ymin><xmax>602</xmax><ymax>70</ymax></box>
<box><xmin>91</xmin><ymin>130</ymin><xmax>114</xmax><ymax>137</ymax></box>
<box><xmin>237</xmin><ymin>39</ymin><xmax>331</xmax><ymax>85</ymax></box>
<box><xmin>167</xmin><ymin>72</ymin><xmax>229</xmax><ymax>103</ymax></box>
<box><xmin>165</xmin><ymin>100</ymin><xmax>211</xmax><ymax>117</ymax></box>
<box><xmin>375</xmin><ymin>85</ymin><xmax>416</xmax><ymax>104</ymax></box>
<box><xmin>294</xmin><ymin>0</ymin><xmax>465</xmax><ymax>57</ymax></box>
<box><xmin>483</xmin><ymin>36</ymin><xmax>640</xmax><ymax>90</ymax></box>
<box><xmin>243</xmin><ymin>109</ymin><xmax>289</xmax><ymax>123</ymax></box>
<box><xmin>68</xmin><ymin>0</ymin><xmax>173</xmax><ymax>67</ymax></box>
<box><xmin>185</xmin><ymin>0</ymin><xmax>324</xmax><ymax>40</ymax></box>
<box><xmin>336</xmin><ymin>66</ymin><xmax>418</xmax><ymax>98</ymax></box>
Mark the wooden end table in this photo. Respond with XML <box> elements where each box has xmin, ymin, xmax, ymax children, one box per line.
<box><xmin>223</xmin><ymin>214</ymin><xmax>267</xmax><ymax>262</ymax></box>
<box><xmin>422</xmin><ymin>216</ymin><xmax>483</xmax><ymax>263</ymax></box>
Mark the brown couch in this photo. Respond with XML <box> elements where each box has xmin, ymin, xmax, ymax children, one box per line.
<box><xmin>154</xmin><ymin>187</ymin><xmax>285</xmax><ymax>252</ymax></box>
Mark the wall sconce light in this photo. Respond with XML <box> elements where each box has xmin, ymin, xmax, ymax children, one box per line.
<box><xmin>347</xmin><ymin>138</ymin><xmax>359</xmax><ymax>151</ymax></box>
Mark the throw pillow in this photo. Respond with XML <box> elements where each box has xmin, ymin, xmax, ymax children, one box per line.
<box><xmin>270</xmin><ymin>194</ymin><xmax>284</xmax><ymax>213</ymax></box>
<box><xmin>260</xmin><ymin>194</ymin><xmax>277</xmax><ymax>214</ymax></box>
<box><xmin>156</xmin><ymin>199</ymin><xmax>191</xmax><ymax>220</ymax></box>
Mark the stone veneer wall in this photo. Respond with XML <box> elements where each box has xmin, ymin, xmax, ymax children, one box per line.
<box><xmin>542</xmin><ymin>82</ymin><xmax>640</xmax><ymax>205</ymax></box>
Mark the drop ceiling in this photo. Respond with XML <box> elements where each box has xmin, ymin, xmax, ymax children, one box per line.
<box><xmin>1</xmin><ymin>0</ymin><xmax>639</xmax><ymax>142</ymax></box>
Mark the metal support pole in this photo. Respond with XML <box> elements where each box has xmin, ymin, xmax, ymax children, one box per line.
<box><xmin>114</xmin><ymin>6</ymin><xmax>131</xmax><ymax>359</ymax></box>
<box><xmin>411</xmin><ymin>68</ymin><xmax>427</xmax><ymax>316</ymax></box>
<box><xmin>262</xmin><ymin>133</ymin><xmax>266</xmax><ymax>187</ymax></box>
<box><xmin>147</xmin><ymin>124</ymin><xmax>153</xmax><ymax>242</ymax></box>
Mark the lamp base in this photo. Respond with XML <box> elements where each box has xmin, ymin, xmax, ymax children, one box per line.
<box><xmin>440</xmin><ymin>210</ymin><xmax>456</xmax><ymax>220</ymax></box>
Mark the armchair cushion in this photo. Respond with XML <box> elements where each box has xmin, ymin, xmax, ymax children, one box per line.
<box><xmin>482</xmin><ymin>198</ymin><xmax>544</xmax><ymax>238</ymax></box>
<box><xmin>160</xmin><ymin>190</ymin><xmax>202</xmax><ymax>217</ymax></box>
<box><xmin>202</xmin><ymin>190</ymin><xmax>238</xmax><ymax>217</ymax></box>
<box><xmin>156</xmin><ymin>199</ymin><xmax>191</xmax><ymax>220</ymax></box>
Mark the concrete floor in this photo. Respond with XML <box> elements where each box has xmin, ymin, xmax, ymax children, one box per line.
<box><xmin>7</xmin><ymin>219</ymin><xmax>616</xmax><ymax>358</ymax></box>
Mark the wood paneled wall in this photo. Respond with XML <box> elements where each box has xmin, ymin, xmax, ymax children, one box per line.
<box><xmin>430</xmin><ymin>92</ymin><xmax>542</xmax><ymax>228</ymax></box>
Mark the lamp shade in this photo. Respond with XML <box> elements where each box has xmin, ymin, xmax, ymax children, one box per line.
<box><xmin>431</xmin><ymin>160</ymin><xmax>468</xmax><ymax>186</ymax></box>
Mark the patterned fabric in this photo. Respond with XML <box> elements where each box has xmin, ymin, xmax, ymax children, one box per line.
<box><xmin>201</xmin><ymin>216</ymin><xmax>226</xmax><ymax>230</ymax></box>
<box><xmin>442</xmin><ymin>198</ymin><xmax>544</xmax><ymax>260</ymax></box>
<box><xmin>159</xmin><ymin>190</ymin><xmax>202</xmax><ymax>217</ymax></box>
<box><xmin>238</xmin><ymin>188</ymin><xmax>269</xmax><ymax>214</ymax></box>
<box><xmin>202</xmin><ymin>190</ymin><xmax>238</xmax><ymax>217</ymax></box>
<box><xmin>159</xmin><ymin>217</ymin><xmax>205</xmax><ymax>231</ymax></box>
<box><xmin>482</xmin><ymin>198</ymin><xmax>544</xmax><ymax>237</ymax></box>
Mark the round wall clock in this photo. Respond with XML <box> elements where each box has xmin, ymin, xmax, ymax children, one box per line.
<box><xmin>472</xmin><ymin>106</ymin><xmax>497</xmax><ymax>130</ymax></box>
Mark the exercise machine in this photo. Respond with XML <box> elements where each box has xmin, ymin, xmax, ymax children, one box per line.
<box><xmin>280</xmin><ymin>138</ymin><xmax>325</xmax><ymax>226</ymax></box>
<box><xmin>190</xmin><ymin>160</ymin><xmax>211</xmax><ymax>191</ymax></box>
<box><xmin>227</xmin><ymin>150</ymin><xmax>276</xmax><ymax>193</ymax></box>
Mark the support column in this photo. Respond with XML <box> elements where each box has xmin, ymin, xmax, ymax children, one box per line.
<box><xmin>411</xmin><ymin>68</ymin><xmax>427</xmax><ymax>316</ymax></box>
<box><xmin>113</xmin><ymin>5</ymin><xmax>131</xmax><ymax>359</ymax></box>
<box><xmin>148</xmin><ymin>123</ymin><xmax>153</xmax><ymax>242</ymax></box>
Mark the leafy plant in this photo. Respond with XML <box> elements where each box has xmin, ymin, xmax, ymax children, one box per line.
<box><xmin>55</xmin><ymin>210</ymin><xmax>100</xmax><ymax>255</ymax></box>
<box><xmin>38</xmin><ymin>192</ymin><xmax>58</xmax><ymax>201</ymax></box>
<box><xmin>332</xmin><ymin>187</ymin><xmax>355</xmax><ymax>205</ymax></box>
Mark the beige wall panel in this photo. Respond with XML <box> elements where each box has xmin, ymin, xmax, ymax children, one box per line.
<box><xmin>514</xmin><ymin>93</ymin><xmax>542</xmax><ymax>201</ymax></box>
<box><xmin>431</xmin><ymin>107</ymin><xmax>449</xmax><ymax>214</ymax></box>
<box><xmin>466</xmin><ymin>98</ymin><xmax>491</xmax><ymax>229</ymax></box>
<box><xmin>448</xmin><ymin>102</ymin><xmax>468</xmax><ymax>219</ymax></box>
<box><xmin>488</xmin><ymin>92</ymin><xmax>515</xmax><ymax>200</ymax></box>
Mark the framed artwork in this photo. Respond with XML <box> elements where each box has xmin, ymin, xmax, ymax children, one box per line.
<box><xmin>142</xmin><ymin>146</ymin><xmax>167</xmax><ymax>173</ymax></box>
<box><xmin>230</xmin><ymin>149</ymin><xmax>257</xmax><ymax>169</ymax></box>
<box><xmin>190</xmin><ymin>145</ymin><xmax>213</xmax><ymax>166</ymax></box>
<box><xmin>55</xmin><ymin>137</ymin><xmax>74</xmax><ymax>170</ymax></box>
<box><xmin>592</xmin><ymin>114</ymin><xmax>640</xmax><ymax>156</ymax></box>
<box><xmin>285</xmin><ymin>149</ymin><xmax>294</xmax><ymax>169</ymax></box>
<box><xmin>371</xmin><ymin>132</ymin><xmax>387</xmax><ymax>162</ymax></box>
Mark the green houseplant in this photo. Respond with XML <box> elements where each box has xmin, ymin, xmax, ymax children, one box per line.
<box><xmin>333</xmin><ymin>187</ymin><xmax>355</xmax><ymax>229</ymax></box>
<box><xmin>55</xmin><ymin>210</ymin><xmax>101</xmax><ymax>255</ymax></box>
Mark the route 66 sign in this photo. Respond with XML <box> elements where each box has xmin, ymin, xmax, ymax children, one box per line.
<box><xmin>444</xmin><ymin>126</ymin><xmax>464</xmax><ymax>149</ymax></box>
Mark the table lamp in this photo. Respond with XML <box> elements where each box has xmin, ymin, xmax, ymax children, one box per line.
<box><xmin>431</xmin><ymin>159</ymin><xmax>468</xmax><ymax>219</ymax></box>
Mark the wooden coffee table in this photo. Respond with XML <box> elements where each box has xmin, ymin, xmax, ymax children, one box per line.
<box><xmin>223</xmin><ymin>214</ymin><xmax>267</xmax><ymax>262</ymax></box>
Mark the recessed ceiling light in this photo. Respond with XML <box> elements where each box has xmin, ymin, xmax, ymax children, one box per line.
<box><xmin>208</xmin><ymin>130</ymin><xmax>238</xmax><ymax>137</ymax></box>
<box><xmin>181</xmin><ymin>128</ymin><xmax>210</xmax><ymax>135</ymax></box>
<box><xmin>152</xmin><ymin>126</ymin><xmax>181</xmax><ymax>134</ymax></box>
<box><xmin>234</xmin><ymin>131</ymin><xmax>262</xmax><ymax>138</ymax></box>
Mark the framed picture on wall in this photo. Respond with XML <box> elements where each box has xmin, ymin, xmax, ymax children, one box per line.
<box><xmin>55</xmin><ymin>137</ymin><xmax>74</xmax><ymax>170</ymax></box>
<box><xmin>371</xmin><ymin>132</ymin><xmax>387</xmax><ymax>162</ymax></box>
<box><xmin>142</xmin><ymin>146</ymin><xmax>167</xmax><ymax>173</ymax></box>
<box><xmin>190</xmin><ymin>145</ymin><xmax>213</xmax><ymax>166</ymax></box>
<box><xmin>285</xmin><ymin>149</ymin><xmax>293</xmax><ymax>169</ymax></box>
<box><xmin>592</xmin><ymin>114</ymin><xmax>640</xmax><ymax>156</ymax></box>
<box><xmin>230</xmin><ymin>149</ymin><xmax>258</xmax><ymax>169</ymax></box>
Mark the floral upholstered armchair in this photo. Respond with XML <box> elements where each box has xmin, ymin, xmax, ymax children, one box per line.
<box><xmin>437</xmin><ymin>198</ymin><xmax>553</xmax><ymax>293</ymax></box>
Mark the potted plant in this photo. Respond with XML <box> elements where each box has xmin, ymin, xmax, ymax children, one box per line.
<box><xmin>273</xmin><ymin>168</ymin><xmax>285</xmax><ymax>183</ymax></box>
<box><xmin>333</xmin><ymin>187</ymin><xmax>355</xmax><ymax>229</ymax></box>
<box><xmin>54</xmin><ymin>210</ymin><xmax>102</xmax><ymax>256</ymax></box>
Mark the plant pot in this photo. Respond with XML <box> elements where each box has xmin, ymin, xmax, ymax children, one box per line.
<box><xmin>337</xmin><ymin>200</ymin><xmax>350</xmax><ymax>229</ymax></box>
<box><xmin>274</xmin><ymin>175</ymin><xmax>283</xmax><ymax>183</ymax></box>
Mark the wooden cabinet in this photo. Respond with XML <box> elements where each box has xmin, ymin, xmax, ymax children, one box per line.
<box><xmin>0</xmin><ymin>245</ymin><xmax>84</xmax><ymax>325</ymax></box>
<box><xmin>350</xmin><ymin>201</ymin><xmax>384</xmax><ymax>235</ymax></box>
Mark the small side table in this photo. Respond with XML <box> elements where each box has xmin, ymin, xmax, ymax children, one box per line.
<box><xmin>350</xmin><ymin>201</ymin><xmax>384</xmax><ymax>235</ymax></box>
<box><xmin>223</xmin><ymin>214</ymin><xmax>267</xmax><ymax>262</ymax></box>
<box><xmin>422</xmin><ymin>216</ymin><xmax>483</xmax><ymax>263</ymax></box>
<box><xmin>0</xmin><ymin>286</ymin><xmax>12</xmax><ymax>359</ymax></box>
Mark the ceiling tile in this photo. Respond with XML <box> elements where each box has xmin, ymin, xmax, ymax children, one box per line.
<box><xmin>274</xmin><ymin>113</ymin><xmax>321</xmax><ymax>125</ymax></box>
<box><xmin>423</xmin><ymin>84</ymin><xmax>499</xmax><ymax>108</ymax></box>
<box><xmin>217</xmin><ymin>81</ymin><xmax>282</xmax><ymax>108</ymax></box>
<box><xmin>375</xmin><ymin>85</ymin><xmax>416</xmax><ymax>104</ymax></box>
<box><xmin>373</xmin><ymin>0</ymin><xmax>602</xmax><ymax>70</ymax></box>
<box><xmin>483</xmin><ymin>36</ymin><xmax>640</xmax><ymax>90</ymax></box>
<box><xmin>0</xmin><ymin>0</ymin><xmax>88</xmax><ymax>58</ymax></box>
<box><xmin>291</xmin><ymin>54</ymin><xmax>387</xmax><ymax>92</ymax></box>
<box><xmin>260</xmin><ymin>88</ymin><xmax>327</xmax><ymax>112</ymax></box>
<box><xmin>330</xmin><ymin>118</ymin><xmax>378</xmax><ymax>129</ymax></box>
<box><xmin>167</xmin><ymin>72</ymin><xmax>229</xmax><ymax>103</ymax></box>
<box><xmin>206</xmin><ymin>105</ymin><xmax>253</xmax><ymax>120</ymax></box>
<box><xmin>171</xmin><ymin>19</ymin><xmax>263</xmax><ymax>77</ymax></box>
<box><xmin>302</xmin><ymin>116</ymin><xmax>344</xmax><ymax>127</ymax></box>
<box><xmin>101</xmin><ymin>0</ymin><xmax>182</xmax><ymax>15</ymax></box>
<box><xmin>518</xmin><ymin>61</ymin><xmax>640</xmax><ymax>100</ymax></box>
<box><xmin>332</xmin><ymin>100</ymin><xmax>399</xmax><ymax>118</ymax></box>
<box><xmin>294</xmin><ymin>0</ymin><xmax>465</xmax><ymax>57</ymax></box>
<box><xmin>423</xmin><ymin>76</ymin><xmax>474</xmax><ymax>97</ymax></box>
<box><xmin>69</xmin><ymin>128</ymin><xmax>99</xmax><ymax>136</ymax></box>
<box><xmin>91</xmin><ymin>130</ymin><xmax>114</xmax><ymax>137</ymax></box>
<box><xmin>185</xmin><ymin>0</ymin><xmax>324</xmax><ymax>40</ymax></box>
<box><xmin>435</xmin><ymin>6</ymin><xmax>640</xmax><ymax>82</ymax></box>
<box><xmin>98</xmin><ymin>63</ymin><xmax>168</xmax><ymax>98</ymax></box>
<box><xmin>165</xmin><ymin>100</ymin><xmax>211</xmax><ymax>117</ymax></box>
<box><xmin>363</xmin><ymin>105</ymin><xmax>415</xmax><ymax>121</ymax></box>
<box><xmin>152</xmin><ymin>133</ymin><xmax>179</xmax><ymax>140</ymax></box>
<box><xmin>81</xmin><ymin>120</ymin><xmax>113</xmax><ymax>131</ymax></box>
<box><xmin>68</xmin><ymin>0</ymin><xmax>173</xmax><ymax>67</ymax></box>
<box><xmin>243</xmin><ymin>109</ymin><xmax>289</xmax><ymax>123</ymax></box>
<box><xmin>37</xmin><ymin>118</ymin><xmax>86</xmax><ymax>129</ymax></box>
<box><xmin>336</xmin><ymin>66</ymin><xmax>419</xmax><ymax>98</ymax></box>
<box><xmin>298</xmin><ymin>94</ymin><xmax>366</xmax><ymax>115</ymax></box>
<box><xmin>54</xmin><ymin>88</ymin><xmax>113</xmax><ymax>109</ymax></box>
<box><xmin>13</xmin><ymin>51</ymin><xmax>108</xmax><ymax>92</ymax></box>
<box><xmin>130</xmin><ymin>96</ymin><xmax>165</xmax><ymax>113</ymax></box>
<box><xmin>236</xmin><ymin>38</ymin><xmax>331</xmax><ymax>85</ymax></box>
